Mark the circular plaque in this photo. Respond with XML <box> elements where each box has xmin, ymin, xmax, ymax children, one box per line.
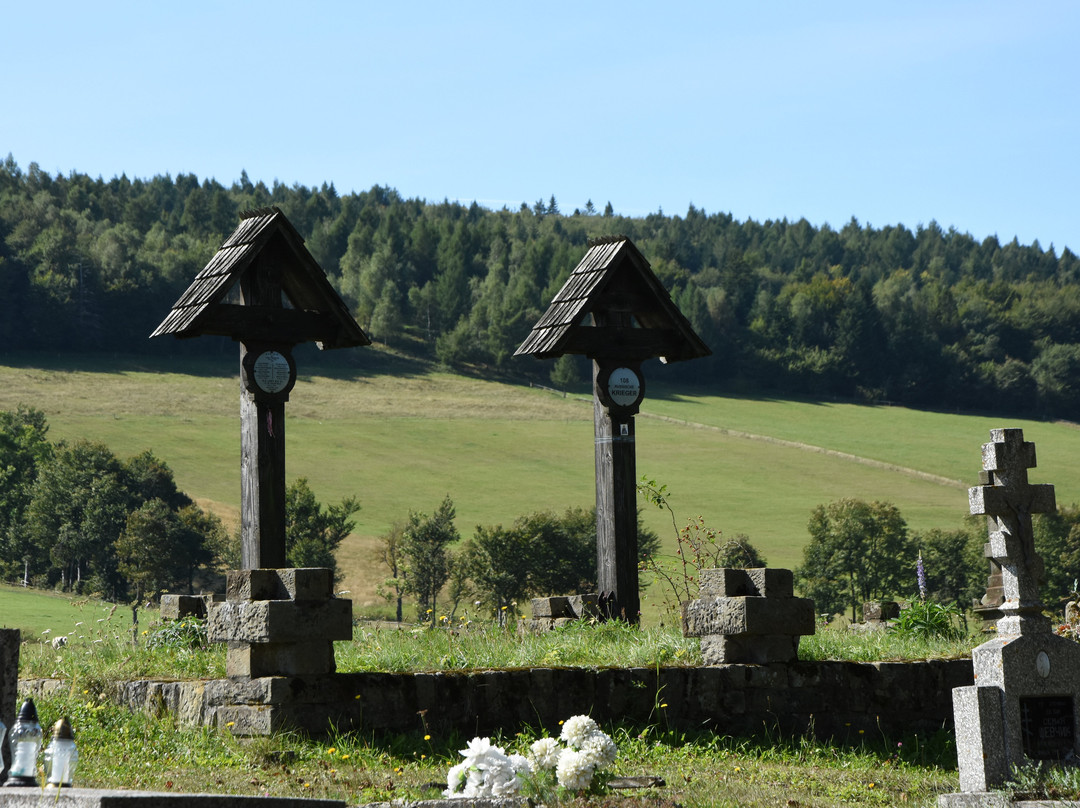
<box><xmin>1036</xmin><ymin>650</ymin><xmax>1051</xmax><ymax>678</ymax></box>
<box><xmin>607</xmin><ymin>367</ymin><xmax>642</xmax><ymax>408</ymax></box>
<box><xmin>252</xmin><ymin>351</ymin><xmax>292</xmax><ymax>394</ymax></box>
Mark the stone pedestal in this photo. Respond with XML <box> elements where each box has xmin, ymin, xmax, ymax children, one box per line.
<box><xmin>681</xmin><ymin>569</ymin><xmax>815</xmax><ymax>664</ymax></box>
<box><xmin>863</xmin><ymin>601</ymin><xmax>900</xmax><ymax>624</ymax></box>
<box><xmin>209</xmin><ymin>568</ymin><xmax>351</xmax><ymax>679</ymax></box>
<box><xmin>161</xmin><ymin>594</ymin><xmax>224</xmax><ymax>621</ymax></box>
<box><xmin>0</xmin><ymin>628</ymin><xmax>19</xmax><ymax>782</ymax></box>
<box><xmin>207</xmin><ymin>569</ymin><xmax>352</xmax><ymax>734</ymax></box>
<box><xmin>526</xmin><ymin>594</ymin><xmax>599</xmax><ymax>632</ymax></box>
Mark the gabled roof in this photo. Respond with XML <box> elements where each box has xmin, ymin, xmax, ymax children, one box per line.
<box><xmin>514</xmin><ymin>236</ymin><xmax>710</xmax><ymax>363</ymax></box>
<box><xmin>151</xmin><ymin>207</ymin><xmax>369</xmax><ymax>350</ymax></box>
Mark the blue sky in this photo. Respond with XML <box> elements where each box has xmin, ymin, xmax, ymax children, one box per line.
<box><xmin>4</xmin><ymin>1</ymin><xmax>1077</xmax><ymax>252</ymax></box>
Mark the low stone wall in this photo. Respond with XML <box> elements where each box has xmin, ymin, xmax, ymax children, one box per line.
<box><xmin>21</xmin><ymin>658</ymin><xmax>973</xmax><ymax>741</ymax></box>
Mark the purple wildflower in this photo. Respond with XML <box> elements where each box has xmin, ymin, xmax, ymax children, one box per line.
<box><xmin>917</xmin><ymin>552</ymin><xmax>927</xmax><ymax>600</ymax></box>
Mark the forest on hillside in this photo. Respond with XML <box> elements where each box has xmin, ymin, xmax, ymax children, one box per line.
<box><xmin>3</xmin><ymin>154</ymin><xmax>1080</xmax><ymax>419</ymax></box>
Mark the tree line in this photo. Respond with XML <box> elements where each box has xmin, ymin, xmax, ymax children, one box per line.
<box><xmin>793</xmin><ymin>497</ymin><xmax>1080</xmax><ymax>621</ymax></box>
<box><xmin>4</xmin><ymin>156</ymin><xmax>1080</xmax><ymax>419</ymax></box>
<box><xmin>0</xmin><ymin>407</ymin><xmax>356</xmax><ymax>600</ymax></box>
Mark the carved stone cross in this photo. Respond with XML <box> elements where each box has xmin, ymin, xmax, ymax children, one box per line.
<box><xmin>968</xmin><ymin>428</ymin><xmax>1056</xmax><ymax>636</ymax></box>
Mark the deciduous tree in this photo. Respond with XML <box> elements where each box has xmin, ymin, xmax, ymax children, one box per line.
<box><xmin>401</xmin><ymin>495</ymin><xmax>459</xmax><ymax>623</ymax></box>
<box><xmin>795</xmin><ymin>498</ymin><xmax>910</xmax><ymax>620</ymax></box>
<box><xmin>284</xmin><ymin>477</ymin><xmax>359</xmax><ymax>581</ymax></box>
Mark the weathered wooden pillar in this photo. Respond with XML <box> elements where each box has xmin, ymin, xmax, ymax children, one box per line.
<box><xmin>593</xmin><ymin>362</ymin><xmax>639</xmax><ymax>621</ymax></box>
<box><xmin>239</xmin><ymin>343</ymin><xmax>292</xmax><ymax>569</ymax></box>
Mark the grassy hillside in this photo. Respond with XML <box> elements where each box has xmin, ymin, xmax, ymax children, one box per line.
<box><xmin>0</xmin><ymin>583</ymin><xmax>131</xmax><ymax>638</ymax></box>
<box><xmin>2</xmin><ymin>351</ymin><xmax>1077</xmax><ymax>614</ymax></box>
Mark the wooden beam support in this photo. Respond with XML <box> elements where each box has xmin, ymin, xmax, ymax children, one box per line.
<box><xmin>593</xmin><ymin>361</ymin><xmax>640</xmax><ymax>624</ymax></box>
<box><xmin>240</xmin><ymin>344</ymin><xmax>288</xmax><ymax>569</ymax></box>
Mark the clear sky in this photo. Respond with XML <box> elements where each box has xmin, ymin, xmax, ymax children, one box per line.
<box><xmin>4</xmin><ymin>1</ymin><xmax>1077</xmax><ymax>253</ymax></box>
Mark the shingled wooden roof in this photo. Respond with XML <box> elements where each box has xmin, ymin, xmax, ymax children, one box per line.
<box><xmin>151</xmin><ymin>207</ymin><xmax>369</xmax><ymax>350</ymax></box>
<box><xmin>514</xmin><ymin>236</ymin><xmax>710</xmax><ymax>363</ymax></box>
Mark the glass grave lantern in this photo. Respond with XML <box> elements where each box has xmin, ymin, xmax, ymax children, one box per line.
<box><xmin>4</xmin><ymin>698</ymin><xmax>42</xmax><ymax>787</ymax></box>
<box><xmin>43</xmin><ymin>718</ymin><xmax>77</xmax><ymax>788</ymax></box>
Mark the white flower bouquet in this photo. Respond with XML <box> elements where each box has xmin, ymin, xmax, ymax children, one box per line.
<box><xmin>443</xmin><ymin>714</ymin><xmax>618</xmax><ymax>800</ymax></box>
<box><xmin>530</xmin><ymin>714</ymin><xmax>617</xmax><ymax>793</ymax></box>
<box><xmin>443</xmin><ymin>736</ymin><xmax>532</xmax><ymax>799</ymax></box>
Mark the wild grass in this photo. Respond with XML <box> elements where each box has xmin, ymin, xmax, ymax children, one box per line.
<box><xmin>18</xmin><ymin>609</ymin><xmax>983</xmax><ymax>683</ymax></box>
<box><xmin>27</xmin><ymin>684</ymin><xmax>961</xmax><ymax>807</ymax></box>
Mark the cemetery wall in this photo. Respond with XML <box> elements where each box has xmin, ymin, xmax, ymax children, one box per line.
<box><xmin>20</xmin><ymin>658</ymin><xmax>972</xmax><ymax>740</ymax></box>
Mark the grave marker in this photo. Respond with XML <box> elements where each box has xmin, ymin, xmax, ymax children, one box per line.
<box><xmin>152</xmin><ymin>206</ymin><xmax>369</xmax><ymax>569</ymax></box>
<box><xmin>0</xmin><ymin>628</ymin><xmax>18</xmax><ymax>782</ymax></box>
<box><xmin>152</xmin><ymin>209</ymin><xmax>367</xmax><ymax>734</ymax></box>
<box><xmin>515</xmin><ymin>236</ymin><xmax>710</xmax><ymax>622</ymax></box>
<box><xmin>944</xmin><ymin>428</ymin><xmax>1080</xmax><ymax>800</ymax></box>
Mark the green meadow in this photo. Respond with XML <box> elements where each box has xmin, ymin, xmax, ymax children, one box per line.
<box><xmin>2</xmin><ymin>351</ymin><xmax>1078</xmax><ymax>615</ymax></box>
<box><xmin>0</xmin><ymin>583</ymin><xmax>120</xmax><ymax>637</ymax></box>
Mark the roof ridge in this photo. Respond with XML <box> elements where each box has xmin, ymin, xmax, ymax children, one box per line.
<box><xmin>587</xmin><ymin>234</ymin><xmax>627</xmax><ymax>247</ymax></box>
<box><xmin>240</xmin><ymin>205</ymin><xmax>282</xmax><ymax>220</ymax></box>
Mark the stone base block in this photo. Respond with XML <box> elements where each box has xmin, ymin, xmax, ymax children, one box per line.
<box><xmin>530</xmin><ymin>593</ymin><xmax>599</xmax><ymax>620</ymax></box>
<box><xmin>863</xmin><ymin>601</ymin><xmax>900</xmax><ymax>623</ymax></box>
<box><xmin>936</xmin><ymin>793</ymin><xmax>1013</xmax><ymax>808</ymax></box>
<box><xmin>568</xmin><ymin>594</ymin><xmax>599</xmax><ymax>618</ymax></box>
<box><xmin>953</xmin><ymin>685</ymin><xmax>1007</xmax><ymax>792</ymax></box>
<box><xmin>211</xmin><ymin>702</ymin><xmax>361</xmax><ymax>736</ymax></box>
<box><xmin>682</xmin><ymin>596</ymin><xmax>815</xmax><ymax>638</ymax></box>
<box><xmin>531</xmin><ymin>596</ymin><xmax>570</xmax><ymax>618</ymax></box>
<box><xmin>522</xmin><ymin>617</ymin><xmax>578</xmax><ymax>633</ymax></box>
<box><xmin>226</xmin><ymin>568</ymin><xmax>333</xmax><ymax>602</ymax></box>
<box><xmin>226</xmin><ymin>641</ymin><xmax>336</xmax><ymax>678</ymax></box>
<box><xmin>701</xmin><ymin>634</ymin><xmax>801</xmax><ymax>664</ymax></box>
<box><xmin>160</xmin><ymin>594</ymin><xmax>223</xmax><ymax>620</ymax></box>
<box><xmin>700</xmin><ymin>568</ymin><xmax>794</xmax><ymax>598</ymax></box>
<box><xmin>203</xmin><ymin>675</ymin><xmax>359</xmax><ymax>708</ymax></box>
<box><xmin>208</xmin><ymin>598</ymin><xmax>352</xmax><ymax>644</ymax></box>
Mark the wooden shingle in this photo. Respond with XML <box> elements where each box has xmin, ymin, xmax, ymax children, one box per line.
<box><xmin>151</xmin><ymin>207</ymin><xmax>369</xmax><ymax>350</ymax></box>
<box><xmin>515</xmin><ymin>236</ymin><xmax>710</xmax><ymax>363</ymax></box>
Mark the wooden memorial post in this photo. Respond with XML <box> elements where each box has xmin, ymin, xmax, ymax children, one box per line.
<box><xmin>151</xmin><ymin>207</ymin><xmax>370</xmax><ymax>569</ymax></box>
<box><xmin>515</xmin><ymin>236</ymin><xmax>710</xmax><ymax>623</ymax></box>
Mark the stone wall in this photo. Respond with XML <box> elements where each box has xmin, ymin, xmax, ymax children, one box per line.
<box><xmin>22</xmin><ymin>658</ymin><xmax>973</xmax><ymax>741</ymax></box>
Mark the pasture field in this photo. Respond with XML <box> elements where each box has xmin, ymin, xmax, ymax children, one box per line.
<box><xmin>2</xmin><ymin>351</ymin><xmax>1078</xmax><ymax>615</ymax></box>
<box><xmin>0</xmin><ymin>583</ymin><xmax>127</xmax><ymax>637</ymax></box>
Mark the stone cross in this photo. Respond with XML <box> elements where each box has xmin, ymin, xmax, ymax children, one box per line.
<box><xmin>968</xmin><ymin>428</ymin><xmax>1056</xmax><ymax>636</ymax></box>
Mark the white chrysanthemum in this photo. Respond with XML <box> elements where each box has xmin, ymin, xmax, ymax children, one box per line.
<box><xmin>580</xmin><ymin>730</ymin><xmax>617</xmax><ymax>769</ymax></box>
<box><xmin>509</xmin><ymin>753</ymin><xmax>532</xmax><ymax>777</ymax></box>
<box><xmin>529</xmin><ymin>737</ymin><xmax>562</xmax><ymax>770</ymax></box>
<box><xmin>444</xmin><ymin>762</ymin><xmax>469</xmax><ymax>797</ymax></box>
<box><xmin>461</xmin><ymin>766</ymin><xmax>486</xmax><ymax>798</ymax></box>
<box><xmin>555</xmin><ymin>747</ymin><xmax>595</xmax><ymax>791</ymax></box>
<box><xmin>460</xmin><ymin>736</ymin><xmax>496</xmax><ymax>762</ymax></box>
<box><xmin>560</xmin><ymin>714</ymin><xmax>599</xmax><ymax>749</ymax></box>
<box><xmin>489</xmin><ymin>766</ymin><xmax>523</xmax><ymax>798</ymax></box>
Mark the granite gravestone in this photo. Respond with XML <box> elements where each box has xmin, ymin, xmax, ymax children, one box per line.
<box><xmin>945</xmin><ymin>429</ymin><xmax>1080</xmax><ymax>799</ymax></box>
<box><xmin>0</xmin><ymin>628</ymin><xmax>18</xmax><ymax>782</ymax></box>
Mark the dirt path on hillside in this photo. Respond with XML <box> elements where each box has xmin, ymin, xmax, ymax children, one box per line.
<box><xmin>638</xmin><ymin>411</ymin><xmax>967</xmax><ymax>489</ymax></box>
